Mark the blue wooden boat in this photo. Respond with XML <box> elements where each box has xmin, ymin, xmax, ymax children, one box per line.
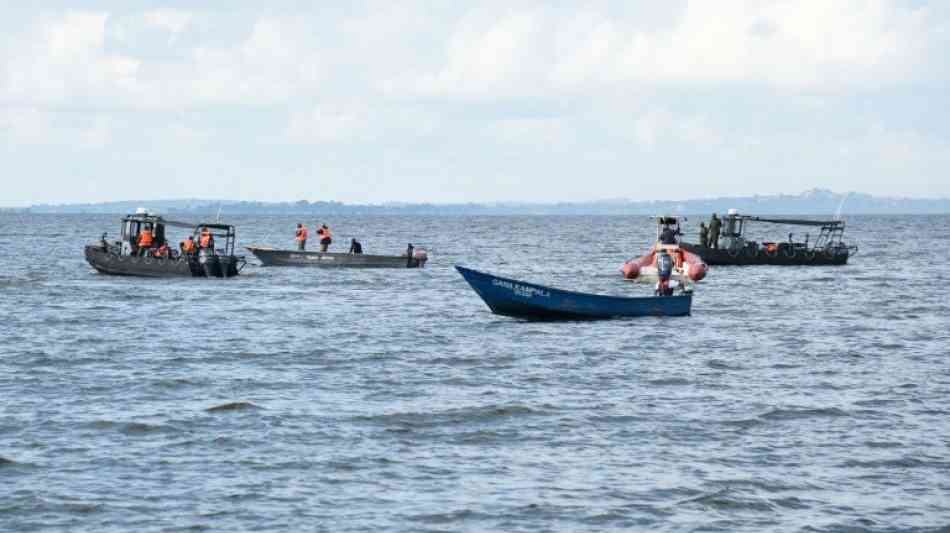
<box><xmin>456</xmin><ymin>266</ymin><xmax>692</xmax><ymax>320</ymax></box>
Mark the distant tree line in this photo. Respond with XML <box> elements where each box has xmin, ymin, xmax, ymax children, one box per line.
<box><xmin>19</xmin><ymin>189</ymin><xmax>950</xmax><ymax>215</ymax></box>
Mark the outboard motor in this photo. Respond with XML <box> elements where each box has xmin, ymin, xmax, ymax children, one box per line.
<box><xmin>412</xmin><ymin>248</ymin><xmax>428</xmax><ymax>267</ymax></box>
<box><xmin>657</xmin><ymin>252</ymin><xmax>674</xmax><ymax>280</ymax></box>
<box><xmin>198</xmin><ymin>248</ymin><xmax>222</xmax><ymax>278</ymax></box>
<box><xmin>655</xmin><ymin>251</ymin><xmax>674</xmax><ymax>296</ymax></box>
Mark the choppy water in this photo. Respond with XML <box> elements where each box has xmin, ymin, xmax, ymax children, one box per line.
<box><xmin>1</xmin><ymin>213</ymin><xmax>949</xmax><ymax>532</ymax></box>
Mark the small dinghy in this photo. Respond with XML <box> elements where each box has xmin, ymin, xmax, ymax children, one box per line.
<box><xmin>246</xmin><ymin>243</ymin><xmax>427</xmax><ymax>268</ymax></box>
<box><xmin>622</xmin><ymin>216</ymin><xmax>708</xmax><ymax>285</ymax></box>
<box><xmin>456</xmin><ymin>266</ymin><xmax>692</xmax><ymax>320</ymax></box>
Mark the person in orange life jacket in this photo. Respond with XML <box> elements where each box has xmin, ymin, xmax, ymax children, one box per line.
<box><xmin>295</xmin><ymin>223</ymin><xmax>309</xmax><ymax>251</ymax></box>
<box><xmin>317</xmin><ymin>224</ymin><xmax>332</xmax><ymax>252</ymax></box>
<box><xmin>199</xmin><ymin>227</ymin><xmax>214</xmax><ymax>250</ymax></box>
<box><xmin>655</xmin><ymin>249</ymin><xmax>675</xmax><ymax>296</ymax></box>
<box><xmin>137</xmin><ymin>225</ymin><xmax>155</xmax><ymax>256</ymax></box>
<box><xmin>180</xmin><ymin>236</ymin><xmax>197</xmax><ymax>255</ymax></box>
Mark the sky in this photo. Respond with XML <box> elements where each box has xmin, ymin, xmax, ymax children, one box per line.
<box><xmin>1</xmin><ymin>1</ymin><xmax>948</xmax><ymax>206</ymax></box>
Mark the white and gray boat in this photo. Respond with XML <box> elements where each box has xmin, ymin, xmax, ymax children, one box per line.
<box><xmin>246</xmin><ymin>244</ymin><xmax>428</xmax><ymax>268</ymax></box>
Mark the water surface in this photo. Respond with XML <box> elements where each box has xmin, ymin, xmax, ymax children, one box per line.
<box><xmin>1</xmin><ymin>213</ymin><xmax>949</xmax><ymax>531</ymax></box>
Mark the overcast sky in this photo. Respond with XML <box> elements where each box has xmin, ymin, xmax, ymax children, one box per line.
<box><xmin>1</xmin><ymin>1</ymin><xmax>948</xmax><ymax>206</ymax></box>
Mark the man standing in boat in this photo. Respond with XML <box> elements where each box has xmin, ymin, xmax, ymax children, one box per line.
<box><xmin>708</xmin><ymin>214</ymin><xmax>721</xmax><ymax>249</ymax></box>
<box><xmin>295</xmin><ymin>223</ymin><xmax>308</xmax><ymax>251</ymax></box>
<box><xmin>180</xmin><ymin>236</ymin><xmax>197</xmax><ymax>256</ymax></box>
<box><xmin>199</xmin><ymin>227</ymin><xmax>214</xmax><ymax>251</ymax></box>
<box><xmin>699</xmin><ymin>222</ymin><xmax>709</xmax><ymax>248</ymax></box>
<box><xmin>317</xmin><ymin>224</ymin><xmax>332</xmax><ymax>252</ymax></box>
<box><xmin>659</xmin><ymin>223</ymin><xmax>680</xmax><ymax>245</ymax></box>
<box><xmin>137</xmin><ymin>224</ymin><xmax>154</xmax><ymax>256</ymax></box>
<box><xmin>349</xmin><ymin>238</ymin><xmax>363</xmax><ymax>254</ymax></box>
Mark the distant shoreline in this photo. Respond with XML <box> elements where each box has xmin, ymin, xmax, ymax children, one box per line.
<box><xmin>8</xmin><ymin>189</ymin><xmax>950</xmax><ymax>215</ymax></box>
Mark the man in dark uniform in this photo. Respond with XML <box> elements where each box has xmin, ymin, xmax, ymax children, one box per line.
<box><xmin>659</xmin><ymin>224</ymin><xmax>679</xmax><ymax>245</ymax></box>
<box><xmin>349</xmin><ymin>238</ymin><xmax>363</xmax><ymax>254</ymax></box>
<box><xmin>708</xmin><ymin>214</ymin><xmax>721</xmax><ymax>249</ymax></box>
<box><xmin>699</xmin><ymin>222</ymin><xmax>708</xmax><ymax>248</ymax></box>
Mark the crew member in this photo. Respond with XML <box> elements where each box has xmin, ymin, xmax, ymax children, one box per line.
<box><xmin>317</xmin><ymin>224</ymin><xmax>332</xmax><ymax>252</ymax></box>
<box><xmin>180</xmin><ymin>236</ymin><xmax>197</xmax><ymax>255</ymax></box>
<box><xmin>349</xmin><ymin>238</ymin><xmax>363</xmax><ymax>254</ymax></box>
<box><xmin>708</xmin><ymin>214</ymin><xmax>721</xmax><ymax>249</ymax></box>
<box><xmin>659</xmin><ymin>224</ymin><xmax>679</xmax><ymax>245</ymax></box>
<box><xmin>295</xmin><ymin>223</ymin><xmax>308</xmax><ymax>251</ymax></box>
<box><xmin>199</xmin><ymin>227</ymin><xmax>214</xmax><ymax>250</ymax></box>
<box><xmin>137</xmin><ymin>225</ymin><xmax>155</xmax><ymax>256</ymax></box>
<box><xmin>699</xmin><ymin>222</ymin><xmax>709</xmax><ymax>248</ymax></box>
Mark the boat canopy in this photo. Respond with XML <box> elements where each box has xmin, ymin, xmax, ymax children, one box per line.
<box><xmin>749</xmin><ymin>217</ymin><xmax>843</xmax><ymax>227</ymax></box>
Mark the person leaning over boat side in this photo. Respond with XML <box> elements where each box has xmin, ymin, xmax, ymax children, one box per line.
<box><xmin>708</xmin><ymin>214</ymin><xmax>721</xmax><ymax>249</ymax></box>
<box><xmin>295</xmin><ymin>223</ymin><xmax>308</xmax><ymax>251</ymax></box>
<box><xmin>137</xmin><ymin>224</ymin><xmax>155</xmax><ymax>256</ymax></box>
<box><xmin>317</xmin><ymin>224</ymin><xmax>332</xmax><ymax>252</ymax></box>
<box><xmin>349</xmin><ymin>238</ymin><xmax>363</xmax><ymax>254</ymax></box>
<box><xmin>180</xmin><ymin>236</ymin><xmax>197</xmax><ymax>255</ymax></box>
<box><xmin>199</xmin><ymin>227</ymin><xmax>214</xmax><ymax>250</ymax></box>
<box><xmin>699</xmin><ymin>222</ymin><xmax>709</xmax><ymax>248</ymax></box>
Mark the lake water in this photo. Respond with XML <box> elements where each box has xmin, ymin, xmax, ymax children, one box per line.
<box><xmin>1</xmin><ymin>213</ymin><xmax>949</xmax><ymax>532</ymax></box>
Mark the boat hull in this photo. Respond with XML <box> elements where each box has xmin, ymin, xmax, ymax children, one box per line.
<box><xmin>681</xmin><ymin>243</ymin><xmax>849</xmax><ymax>266</ymax></box>
<box><xmin>84</xmin><ymin>246</ymin><xmax>242</xmax><ymax>278</ymax></box>
<box><xmin>456</xmin><ymin>266</ymin><xmax>691</xmax><ymax>320</ymax></box>
<box><xmin>246</xmin><ymin>246</ymin><xmax>426</xmax><ymax>268</ymax></box>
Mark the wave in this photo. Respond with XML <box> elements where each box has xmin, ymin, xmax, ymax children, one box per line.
<box><xmin>759</xmin><ymin>406</ymin><xmax>849</xmax><ymax>421</ymax></box>
<box><xmin>646</xmin><ymin>377</ymin><xmax>692</xmax><ymax>386</ymax></box>
<box><xmin>88</xmin><ymin>420</ymin><xmax>170</xmax><ymax>435</ymax></box>
<box><xmin>706</xmin><ymin>359</ymin><xmax>745</xmax><ymax>371</ymax></box>
<box><xmin>355</xmin><ymin>403</ymin><xmax>542</xmax><ymax>428</ymax></box>
<box><xmin>406</xmin><ymin>508</ymin><xmax>487</xmax><ymax>524</ymax></box>
<box><xmin>206</xmin><ymin>401</ymin><xmax>261</xmax><ymax>412</ymax></box>
<box><xmin>677</xmin><ymin>487</ymin><xmax>776</xmax><ymax>512</ymax></box>
<box><xmin>841</xmin><ymin>456</ymin><xmax>938</xmax><ymax>469</ymax></box>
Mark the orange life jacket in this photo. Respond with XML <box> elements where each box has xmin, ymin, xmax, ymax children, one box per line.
<box><xmin>138</xmin><ymin>230</ymin><xmax>154</xmax><ymax>247</ymax></box>
<box><xmin>297</xmin><ymin>227</ymin><xmax>309</xmax><ymax>241</ymax></box>
<box><xmin>182</xmin><ymin>239</ymin><xmax>196</xmax><ymax>253</ymax></box>
<box><xmin>200</xmin><ymin>232</ymin><xmax>212</xmax><ymax>248</ymax></box>
<box><xmin>320</xmin><ymin>227</ymin><xmax>332</xmax><ymax>241</ymax></box>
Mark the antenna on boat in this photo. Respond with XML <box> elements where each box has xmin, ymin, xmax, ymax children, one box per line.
<box><xmin>834</xmin><ymin>192</ymin><xmax>850</xmax><ymax>221</ymax></box>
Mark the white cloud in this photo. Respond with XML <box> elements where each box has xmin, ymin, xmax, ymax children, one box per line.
<box><xmin>396</xmin><ymin>0</ymin><xmax>943</xmax><ymax>99</ymax></box>
<box><xmin>142</xmin><ymin>9</ymin><xmax>193</xmax><ymax>37</ymax></box>
<box><xmin>0</xmin><ymin>2</ymin><xmax>948</xmax><ymax>204</ymax></box>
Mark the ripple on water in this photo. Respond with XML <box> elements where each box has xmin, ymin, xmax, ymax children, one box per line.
<box><xmin>758</xmin><ymin>406</ymin><xmax>850</xmax><ymax>421</ymax></box>
<box><xmin>354</xmin><ymin>403</ymin><xmax>543</xmax><ymax>429</ymax></box>
<box><xmin>206</xmin><ymin>401</ymin><xmax>261</xmax><ymax>413</ymax></box>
